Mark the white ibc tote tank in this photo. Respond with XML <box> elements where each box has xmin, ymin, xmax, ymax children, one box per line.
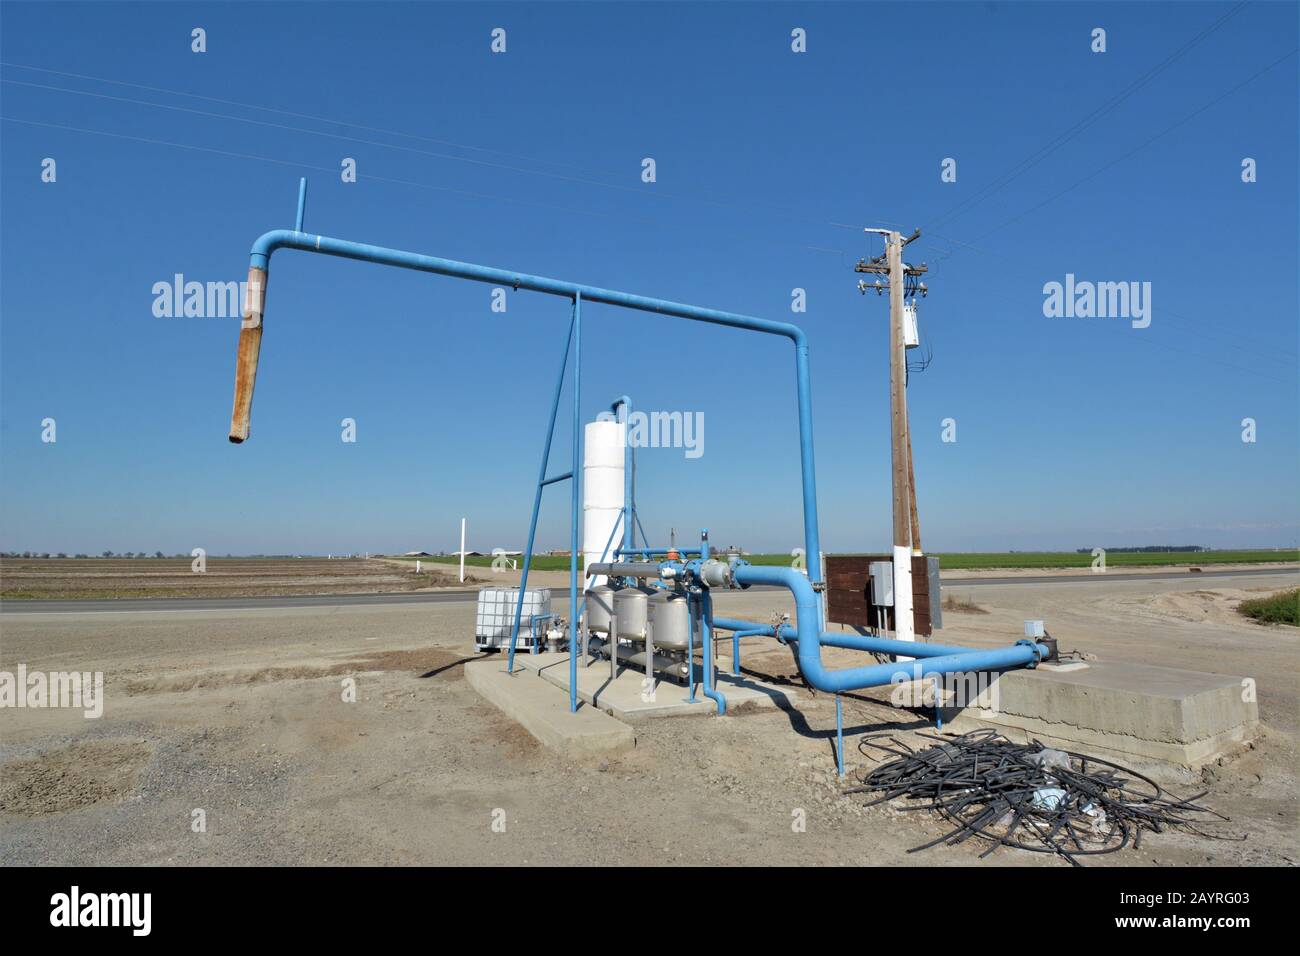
<box><xmin>583</xmin><ymin>418</ymin><xmax>625</xmax><ymax>586</ymax></box>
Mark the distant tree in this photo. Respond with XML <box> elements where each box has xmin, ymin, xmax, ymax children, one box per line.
<box><xmin>102</xmin><ymin>550</ymin><xmax>114</xmax><ymax>558</ymax></box>
<box><xmin>154</xmin><ymin>551</ymin><xmax>165</xmax><ymax>559</ymax></box>
<box><xmin>56</xmin><ymin>552</ymin><xmax>67</xmax><ymax>559</ymax></box>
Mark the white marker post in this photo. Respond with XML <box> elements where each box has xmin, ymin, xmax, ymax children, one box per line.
<box><xmin>459</xmin><ymin>518</ymin><xmax>466</xmax><ymax>583</ymax></box>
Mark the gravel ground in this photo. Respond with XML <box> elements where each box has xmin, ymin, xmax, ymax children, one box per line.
<box><xmin>0</xmin><ymin>573</ymin><xmax>1296</xmax><ymax>866</ymax></box>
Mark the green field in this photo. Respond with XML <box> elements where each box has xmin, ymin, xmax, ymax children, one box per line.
<box><xmin>1237</xmin><ymin>588</ymin><xmax>1300</xmax><ymax>626</ymax></box>
<box><xmin>398</xmin><ymin>549</ymin><xmax>1298</xmax><ymax>572</ymax></box>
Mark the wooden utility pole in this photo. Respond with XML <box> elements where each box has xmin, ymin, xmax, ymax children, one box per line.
<box><xmin>858</xmin><ymin>228</ymin><xmax>928</xmax><ymax>640</ymax></box>
<box><xmin>885</xmin><ymin>234</ymin><xmax>911</xmax><ymax>554</ymax></box>
<box><xmin>905</xmin><ymin>416</ymin><xmax>922</xmax><ymax>554</ymax></box>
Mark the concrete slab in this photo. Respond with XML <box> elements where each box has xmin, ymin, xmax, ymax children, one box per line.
<box><xmin>465</xmin><ymin>659</ymin><xmax>635</xmax><ymax>758</ymax></box>
<box><xmin>512</xmin><ymin>651</ymin><xmax>800</xmax><ymax>720</ymax></box>
<box><xmin>943</xmin><ymin>659</ymin><xmax>1259</xmax><ymax>766</ymax></box>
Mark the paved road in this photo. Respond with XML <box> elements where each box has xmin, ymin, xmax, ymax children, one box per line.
<box><xmin>1</xmin><ymin>565</ymin><xmax>1294</xmax><ymax>614</ymax></box>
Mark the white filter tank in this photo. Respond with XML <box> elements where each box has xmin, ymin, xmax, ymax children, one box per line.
<box><xmin>583</xmin><ymin>418</ymin><xmax>625</xmax><ymax>586</ymax></box>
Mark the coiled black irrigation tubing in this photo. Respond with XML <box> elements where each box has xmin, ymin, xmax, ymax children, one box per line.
<box><xmin>844</xmin><ymin>729</ymin><xmax>1240</xmax><ymax>866</ymax></box>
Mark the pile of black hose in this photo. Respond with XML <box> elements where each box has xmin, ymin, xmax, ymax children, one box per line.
<box><xmin>845</xmin><ymin>729</ymin><xmax>1238</xmax><ymax>865</ymax></box>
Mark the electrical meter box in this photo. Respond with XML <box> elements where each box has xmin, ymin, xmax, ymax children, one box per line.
<box><xmin>869</xmin><ymin>561</ymin><xmax>893</xmax><ymax>606</ymax></box>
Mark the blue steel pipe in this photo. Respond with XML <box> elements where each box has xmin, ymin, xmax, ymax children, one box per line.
<box><xmin>569</xmin><ymin>293</ymin><xmax>582</xmax><ymax>712</ymax></box>
<box><xmin>697</xmin><ymin>591</ymin><xmax>726</xmax><ymax>714</ymax></box>
<box><xmin>610</xmin><ymin>396</ymin><xmax>634</xmax><ymax>552</ymax></box>
<box><xmin>617</xmin><ymin>548</ymin><xmax>702</xmax><ymax>558</ymax></box>
<box><xmin>235</xmin><ymin>226</ymin><xmax>823</xmax><ymax>587</ymax></box>
<box><xmin>729</xmin><ymin>628</ymin><xmax>768</xmax><ymax>675</ymax></box>
<box><xmin>294</xmin><ymin>178</ymin><xmax>308</xmax><ymax>233</ymax></box>
<box><xmin>708</xmin><ymin>615</ymin><xmax>993</xmax><ymax>660</ymax></box>
<box><xmin>727</xmin><ymin>565</ymin><xmax>1047</xmax><ymax>694</ymax></box>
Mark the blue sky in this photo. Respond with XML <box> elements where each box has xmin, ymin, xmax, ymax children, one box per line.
<box><xmin>1</xmin><ymin>1</ymin><xmax>1296</xmax><ymax>557</ymax></box>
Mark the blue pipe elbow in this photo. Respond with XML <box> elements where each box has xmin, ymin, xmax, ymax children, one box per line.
<box><xmin>728</xmin><ymin>565</ymin><xmax>1048</xmax><ymax>694</ymax></box>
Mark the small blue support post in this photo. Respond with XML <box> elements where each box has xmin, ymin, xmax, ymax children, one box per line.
<box><xmin>506</xmin><ymin>307</ymin><xmax>576</xmax><ymax>673</ymax></box>
<box><xmin>835</xmin><ymin>695</ymin><xmax>845</xmax><ymax>777</ymax></box>
<box><xmin>294</xmin><ymin>178</ymin><xmax>307</xmax><ymax>233</ymax></box>
<box><xmin>568</xmin><ymin>292</ymin><xmax>582</xmax><ymax>713</ymax></box>
<box><xmin>933</xmin><ymin>676</ymin><xmax>943</xmax><ymax>730</ymax></box>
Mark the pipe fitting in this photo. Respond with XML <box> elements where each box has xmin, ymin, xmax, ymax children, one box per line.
<box><xmin>698</xmin><ymin>558</ymin><xmax>732</xmax><ymax>589</ymax></box>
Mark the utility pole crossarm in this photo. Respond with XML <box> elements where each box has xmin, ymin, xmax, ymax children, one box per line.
<box><xmin>855</xmin><ymin>261</ymin><xmax>928</xmax><ymax>275</ymax></box>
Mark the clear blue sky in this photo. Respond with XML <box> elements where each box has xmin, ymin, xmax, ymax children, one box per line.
<box><xmin>1</xmin><ymin>1</ymin><xmax>1296</xmax><ymax>557</ymax></box>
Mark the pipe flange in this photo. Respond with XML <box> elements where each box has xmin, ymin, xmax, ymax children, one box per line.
<box><xmin>1015</xmin><ymin>638</ymin><xmax>1042</xmax><ymax>668</ymax></box>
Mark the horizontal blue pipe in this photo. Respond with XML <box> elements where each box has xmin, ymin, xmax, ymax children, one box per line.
<box><xmin>250</xmin><ymin>231</ymin><xmax>806</xmax><ymax>344</ymax></box>
<box><xmin>709</xmin><ymin>615</ymin><xmax>990</xmax><ymax>660</ymax></box>
<box><xmin>248</xmin><ymin>228</ymin><xmax>823</xmax><ymax>588</ymax></box>
<box><xmin>727</xmin><ymin>566</ymin><xmax>1047</xmax><ymax>694</ymax></box>
<box><xmin>616</xmin><ymin>548</ymin><xmax>703</xmax><ymax>558</ymax></box>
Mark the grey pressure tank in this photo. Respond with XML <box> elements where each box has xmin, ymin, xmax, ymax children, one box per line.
<box><xmin>647</xmin><ymin>589</ymin><xmax>691</xmax><ymax>650</ymax></box>
<box><xmin>585</xmin><ymin>584</ymin><xmax>620</xmax><ymax>634</ymax></box>
<box><xmin>613</xmin><ymin>584</ymin><xmax>654</xmax><ymax>640</ymax></box>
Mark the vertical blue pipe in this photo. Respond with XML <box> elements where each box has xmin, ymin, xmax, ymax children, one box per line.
<box><xmin>700</xmin><ymin>590</ymin><xmax>726</xmax><ymax>715</ymax></box>
<box><xmin>684</xmin><ymin>594</ymin><xmax>698</xmax><ymax>703</ymax></box>
<box><xmin>568</xmin><ymin>293</ymin><xmax>582</xmax><ymax>712</ymax></box>
<box><xmin>506</xmin><ymin>309</ymin><xmax>575</xmax><ymax>673</ymax></box>
<box><xmin>611</xmin><ymin>396</ymin><xmax>633</xmax><ymax>553</ymax></box>
<box><xmin>794</xmin><ymin>342</ymin><xmax>822</xmax><ymax>588</ymax></box>
<box><xmin>295</xmin><ymin>178</ymin><xmax>308</xmax><ymax>233</ymax></box>
<box><xmin>835</xmin><ymin>695</ymin><xmax>845</xmax><ymax>777</ymax></box>
<box><xmin>728</xmin><ymin>628</ymin><xmax>766</xmax><ymax>675</ymax></box>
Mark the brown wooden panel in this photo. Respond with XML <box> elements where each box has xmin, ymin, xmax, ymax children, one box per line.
<box><xmin>826</xmin><ymin>571</ymin><xmax>872</xmax><ymax>590</ymax></box>
<box><xmin>825</xmin><ymin>555</ymin><xmax>878</xmax><ymax>572</ymax></box>
<box><xmin>824</xmin><ymin>553</ymin><xmax>933</xmax><ymax>636</ymax></box>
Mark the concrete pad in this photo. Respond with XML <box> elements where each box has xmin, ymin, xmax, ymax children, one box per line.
<box><xmin>465</xmin><ymin>659</ymin><xmax>635</xmax><ymax>758</ymax></box>
<box><xmin>512</xmin><ymin>651</ymin><xmax>800</xmax><ymax>719</ymax></box>
<box><xmin>943</xmin><ymin>659</ymin><xmax>1259</xmax><ymax>766</ymax></box>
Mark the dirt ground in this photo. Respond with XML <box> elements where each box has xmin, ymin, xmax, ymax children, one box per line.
<box><xmin>0</xmin><ymin>557</ymin><xmax>485</xmax><ymax>600</ymax></box>
<box><xmin>0</xmin><ymin>571</ymin><xmax>1296</xmax><ymax>866</ymax></box>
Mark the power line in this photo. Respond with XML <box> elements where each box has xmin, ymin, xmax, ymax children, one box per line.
<box><xmin>919</xmin><ymin>47</ymin><xmax>1299</xmax><ymax>363</ymax></box>
<box><xmin>973</xmin><ymin>47</ymin><xmax>1298</xmax><ymax>243</ymax></box>
<box><xmin>0</xmin><ymin>60</ymin><xmax>618</xmax><ymax>177</ymax></box>
<box><xmin>0</xmin><ymin>115</ymin><xmax>847</xmax><ymax>262</ymax></box>
<box><xmin>928</xmin><ymin>1</ymin><xmax>1249</xmax><ymax>231</ymax></box>
<box><xmin>0</xmin><ymin>64</ymin><xmax>878</xmax><ymax>242</ymax></box>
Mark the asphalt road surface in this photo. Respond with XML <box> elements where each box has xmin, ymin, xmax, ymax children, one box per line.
<box><xmin>1</xmin><ymin>565</ymin><xmax>1294</xmax><ymax>614</ymax></box>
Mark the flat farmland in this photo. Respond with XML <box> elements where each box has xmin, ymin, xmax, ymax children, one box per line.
<box><xmin>0</xmin><ymin>557</ymin><xmax>482</xmax><ymax>600</ymax></box>
<box><xmin>410</xmin><ymin>549</ymin><xmax>1300</xmax><ymax>574</ymax></box>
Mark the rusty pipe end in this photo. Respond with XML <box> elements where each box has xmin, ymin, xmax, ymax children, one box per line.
<box><xmin>229</xmin><ymin>267</ymin><xmax>267</xmax><ymax>443</ymax></box>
